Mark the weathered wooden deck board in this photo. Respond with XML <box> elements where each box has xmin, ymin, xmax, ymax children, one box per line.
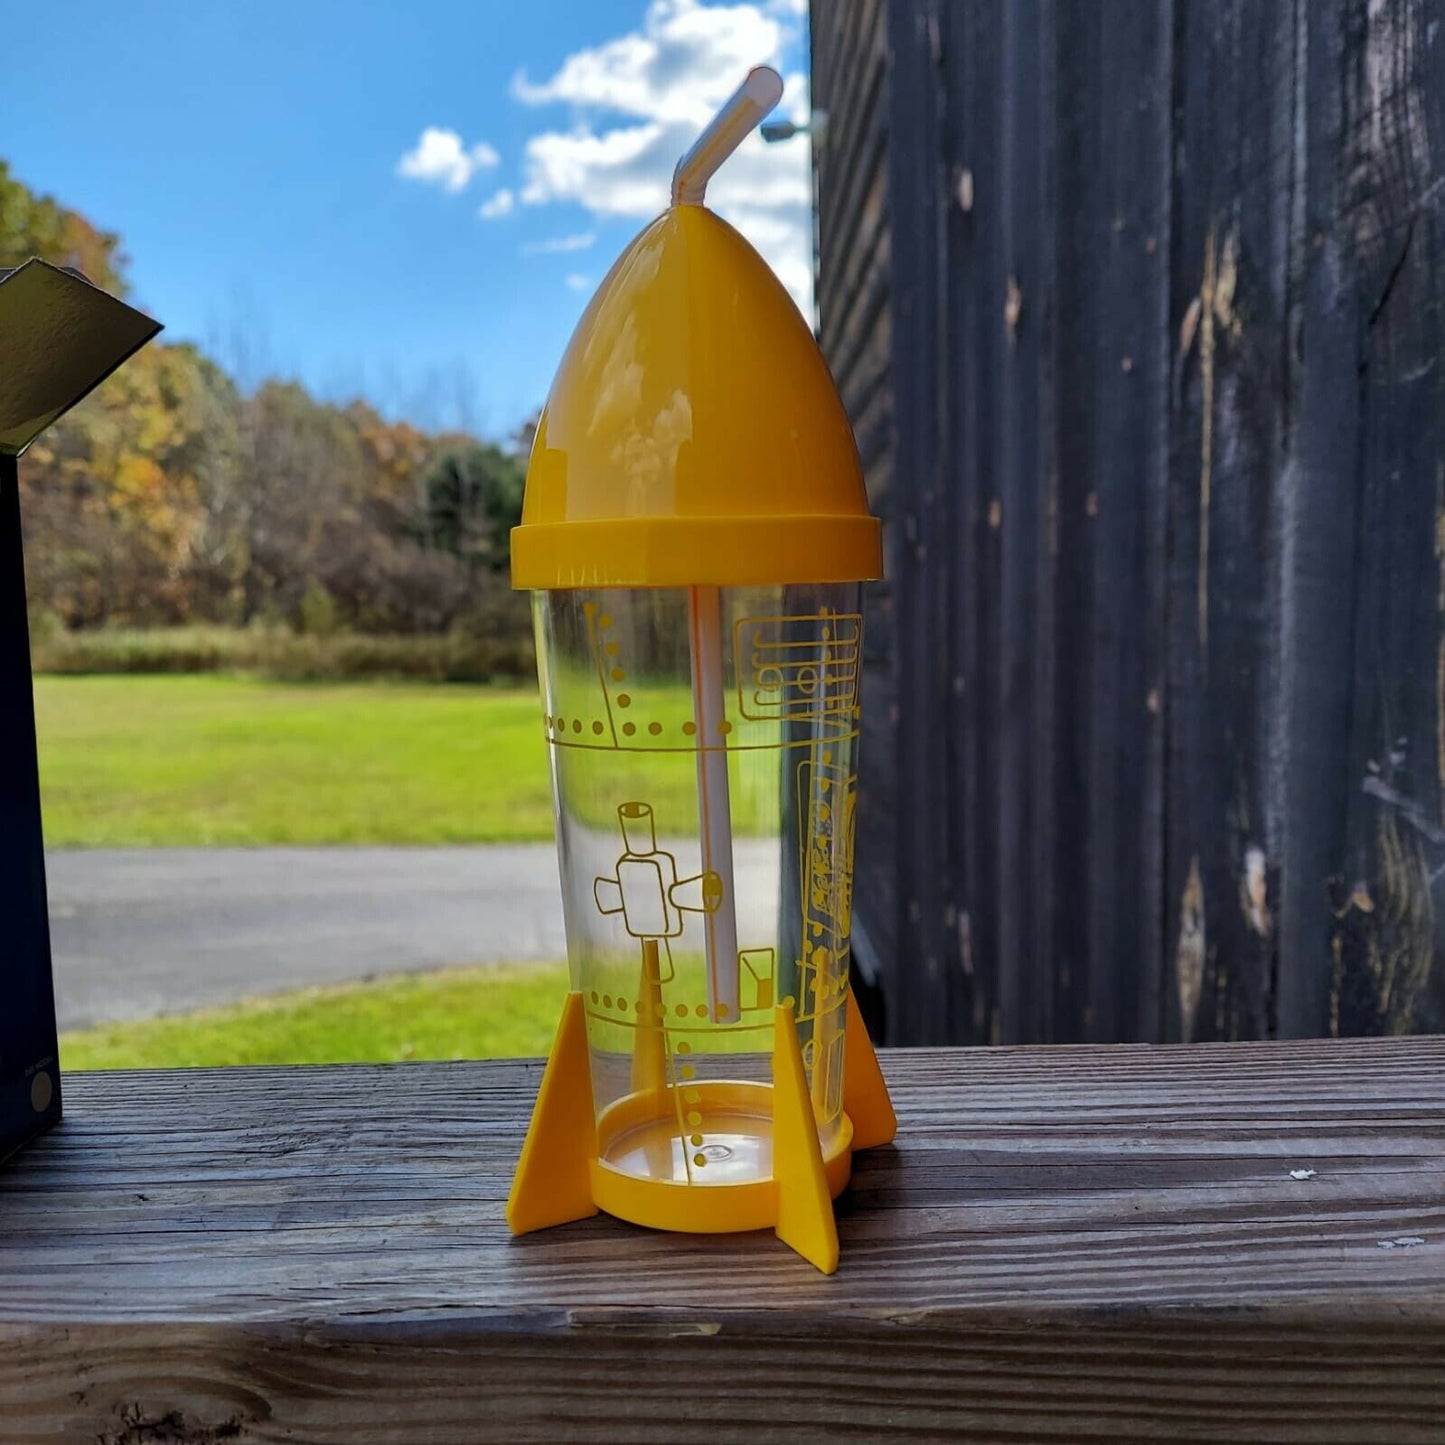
<box><xmin>1</xmin><ymin>1040</ymin><xmax>1443</xmax><ymax>1442</ymax></box>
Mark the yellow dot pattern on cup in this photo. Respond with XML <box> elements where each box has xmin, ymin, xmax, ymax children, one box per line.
<box><xmin>543</xmin><ymin>711</ymin><xmax>723</xmax><ymax>743</ymax></box>
<box><xmin>585</xmin><ymin>993</ymin><xmax>654</xmax><ymax>1017</ymax></box>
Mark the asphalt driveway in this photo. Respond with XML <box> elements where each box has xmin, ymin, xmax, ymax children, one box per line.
<box><xmin>46</xmin><ymin>846</ymin><xmax>566</xmax><ymax>1031</ymax></box>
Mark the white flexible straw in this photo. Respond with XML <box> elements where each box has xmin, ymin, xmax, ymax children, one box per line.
<box><xmin>672</xmin><ymin>67</ymin><xmax>785</xmax><ymax>207</ymax></box>
<box><xmin>673</xmin><ymin>67</ymin><xmax>783</xmax><ymax>1018</ymax></box>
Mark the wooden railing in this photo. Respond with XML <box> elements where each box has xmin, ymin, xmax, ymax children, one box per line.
<box><xmin>2</xmin><ymin>1037</ymin><xmax>1442</xmax><ymax>1441</ymax></box>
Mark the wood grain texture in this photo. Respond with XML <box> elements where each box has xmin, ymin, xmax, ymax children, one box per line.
<box><xmin>818</xmin><ymin>0</ymin><xmax>1445</xmax><ymax>1047</ymax></box>
<box><xmin>885</xmin><ymin>0</ymin><xmax>951</xmax><ymax>1046</ymax></box>
<box><xmin>1</xmin><ymin>1044</ymin><xmax>1443</xmax><ymax>1441</ymax></box>
<box><xmin>1165</xmin><ymin>0</ymin><xmax>1300</xmax><ymax>1045</ymax></box>
<box><xmin>1325</xmin><ymin>0</ymin><xmax>1445</xmax><ymax>1041</ymax></box>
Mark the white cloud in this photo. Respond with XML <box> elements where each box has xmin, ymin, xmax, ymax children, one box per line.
<box><xmin>565</xmin><ymin>273</ymin><xmax>592</xmax><ymax>292</ymax></box>
<box><xmin>479</xmin><ymin>188</ymin><xmax>516</xmax><ymax>219</ymax></box>
<box><xmin>510</xmin><ymin>0</ymin><xmax>813</xmax><ymax>314</ymax></box>
<box><xmin>522</xmin><ymin>231</ymin><xmax>598</xmax><ymax>255</ymax></box>
<box><xmin>397</xmin><ymin>128</ymin><xmax>500</xmax><ymax>193</ymax></box>
<box><xmin>513</xmin><ymin>0</ymin><xmax>784</xmax><ymax>126</ymax></box>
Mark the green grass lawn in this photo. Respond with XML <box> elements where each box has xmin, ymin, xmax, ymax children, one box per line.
<box><xmin>34</xmin><ymin>673</ymin><xmax>785</xmax><ymax>846</ymax></box>
<box><xmin>36</xmin><ymin>678</ymin><xmax>793</xmax><ymax>1070</ymax></box>
<box><xmin>60</xmin><ymin>963</ymin><xmax>569</xmax><ymax>1069</ymax></box>
<box><xmin>34</xmin><ymin>675</ymin><xmax>555</xmax><ymax>846</ymax></box>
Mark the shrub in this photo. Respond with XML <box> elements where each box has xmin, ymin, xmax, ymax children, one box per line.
<box><xmin>26</xmin><ymin>606</ymin><xmax>66</xmax><ymax>647</ymax></box>
<box><xmin>298</xmin><ymin>581</ymin><xmax>340</xmax><ymax>638</ymax></box>
<box><xmin>30</xmin><ymin>624</ymin><xmax>534</xmax><ymax>684</ymax></box>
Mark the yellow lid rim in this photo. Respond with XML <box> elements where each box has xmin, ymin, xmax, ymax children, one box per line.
<box><xmin>510</xmin><ymin>514</ymin><xmax>883</xmax><ymax>590</ymax></box>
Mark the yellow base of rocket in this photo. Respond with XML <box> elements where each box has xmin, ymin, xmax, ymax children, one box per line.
<box><xmin>506</xmin><ymin>986</ymin><xmax>896</xmax><ymax>1274</ymax></box>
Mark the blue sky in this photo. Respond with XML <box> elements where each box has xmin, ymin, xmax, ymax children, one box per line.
<box><xmin>3</xmin><ymin>0</ymin><xmax>809</xmax><ymax>438</ymax></box>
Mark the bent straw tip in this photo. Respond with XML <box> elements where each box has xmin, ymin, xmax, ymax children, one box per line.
<box><xmin>672</xmin><ymin>65</ymin><xmax>786</xmax><ymax>206</ymax></box>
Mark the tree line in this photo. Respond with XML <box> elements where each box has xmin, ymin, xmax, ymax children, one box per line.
<box><xmin>2</xmin><ymin>160</ymin><xmax>530</xmax><ymax>648</ymax></box>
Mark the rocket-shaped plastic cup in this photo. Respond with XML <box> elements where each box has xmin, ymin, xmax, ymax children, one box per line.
<box><xmin>506</xmin><ymin>69</ymin><xmax>895</xmax><ymax>1273</ymax></box>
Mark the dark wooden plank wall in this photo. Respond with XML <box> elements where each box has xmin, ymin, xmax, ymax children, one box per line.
<box><xmin>812</xmin><ymin>0</ymin><xmax>1445</xmax><ymax>1045</ymax></box>
<box><xmin>811</xmin><ymin>0</ymin><xmax>897</xmax><ymax>1037</ymax></box>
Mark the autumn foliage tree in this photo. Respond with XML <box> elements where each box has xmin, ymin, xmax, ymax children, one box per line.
<box><xmin>1</xmin><ymin>159</ymin><xmax>126</xmax><ymax>293</ymax></box>
<box><xmin>4</xmin><ymin>161</ymin><xmax>529</xmax><ymax>642</ymax></box>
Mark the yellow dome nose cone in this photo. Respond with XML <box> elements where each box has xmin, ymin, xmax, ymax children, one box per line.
<box><xmin>511</xmin><ymin>205</ymin><xmax>882</xmax><ymax>589</ymax></box>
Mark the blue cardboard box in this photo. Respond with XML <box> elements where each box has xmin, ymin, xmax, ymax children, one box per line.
<box><xmin>0</xmin><ymin>260</ymin><xmax>159</xmax><ymax>1164</ymax></box>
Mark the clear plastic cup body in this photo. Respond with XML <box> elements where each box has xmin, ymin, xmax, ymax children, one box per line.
<box><xmin>533</xmin><ymin>582</ymin><xmax>864</xmax><ymax>1187</ymax></box>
